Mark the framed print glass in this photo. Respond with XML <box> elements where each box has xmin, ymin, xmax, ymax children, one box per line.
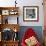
<box><xmin>2</xmin><ymin>10</ymin><xmax>9</xmax><ymax>15</ymax></box>
<box><xmin>23</xmin><ymin>6</ymin><xmax>39</xmax><ymax>22</ymax></box>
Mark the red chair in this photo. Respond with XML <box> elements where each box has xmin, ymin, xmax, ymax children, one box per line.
<box><xmin>21</xmin><ymin>28</ymin><xmax>41</xmax><ymax>46</ymax></box>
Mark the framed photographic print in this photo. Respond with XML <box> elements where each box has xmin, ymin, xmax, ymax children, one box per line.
<box><xmin>9</xmin><ymin>9</ymin><xmax>18</xmax><ymax>15</ymax></box>
<box><xmin>23</xmin><ymin>6</ymin><xmax>39</xmax><ymax>22</ymax></box>
<box><xmin>2</xmin><ymin>10</ymin><xmax>9</xmax><ymax>15</ymax></box>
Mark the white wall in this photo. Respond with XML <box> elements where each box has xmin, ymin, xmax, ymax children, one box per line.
<box><xmin>0</xmin><ymin>0</ymin><xmax>44</xmax><ymax>26</ymax></box>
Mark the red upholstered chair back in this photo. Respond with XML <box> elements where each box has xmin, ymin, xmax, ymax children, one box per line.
<box><xmin>21</xmin><ymin>28</ymin><xmax>41</xmax><ymax>46</ymax></box>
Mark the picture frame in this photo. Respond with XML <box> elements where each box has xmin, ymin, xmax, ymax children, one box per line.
<box><xmin>9</xmin><ymin>10</ymin><xmax>18</xmax><ymax>15</ymax></box>
<box><xmin>23</xmin><ymin>6</ymin><xmax>39</xmax><ymax>22</ymax></box>
<box><xmin>2</xmin><ymin>10</ymin><xmax>9</xmax><ymax>15</ymax></box>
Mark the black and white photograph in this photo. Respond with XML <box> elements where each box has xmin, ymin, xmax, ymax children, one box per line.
<box><xmin>23</xmin><ymin>6</ymin><xmax>39</xmax><ymax>22</ymax></box>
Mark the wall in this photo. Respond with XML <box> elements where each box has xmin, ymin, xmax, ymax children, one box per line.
<box><xmin>18</xmin><ymin>0</ymin><xmax>44</xmax><ymax>26</ymax></box>
<box><xmin>0</xmin><ymin>0</ymin><xmax>44</xmax><ymax>26</ymax></box>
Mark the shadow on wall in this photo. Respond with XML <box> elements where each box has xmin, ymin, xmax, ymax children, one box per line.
<box><xmin>18</xmin><ymin>26</ymin><xmax>43</xmax><ymax>44</ymax></box>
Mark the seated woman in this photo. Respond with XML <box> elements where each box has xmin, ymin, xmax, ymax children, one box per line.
<box><xmin>21</xmin><ymin>28</ymin><xmax>41</xmax><ymax>46</ymax></box>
